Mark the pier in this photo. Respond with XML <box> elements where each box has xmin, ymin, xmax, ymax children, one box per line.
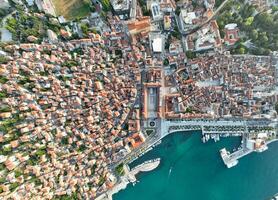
<box><xmin>220</xmin><ymin>138</ymin><xmax>278</xmax><ymax>168</ymax></box>
<box><xmin>220</xmin><ymin>148</ymin><xmax>252</xmax><ymax>168</ymax></box>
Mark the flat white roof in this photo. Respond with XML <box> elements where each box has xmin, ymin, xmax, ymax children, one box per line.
<box><xmin>225</xmin><ymin>23</ymin><xmax>238</xmax><ymax>30</ymax></box>
<box><xmin>26</xmin><ymin>0</ymin><xmax>34</xmax><ymax>6</ymax></box>
<box><xmin>258</xmin><ymin>132</ymin><xmax>268</xmax><ymax>138</ymax></box>
<box><xmin>0</xmin><ymin>0</ymin><xmax>10</xmax><ymax>8</ymax></box>
<box><xmin>151</xmin><ymin>3</ymin><xmax>161</xmax><ymax>17</ymax></box>
<box><xmin>152</xmin><ymin>37</ymin><xmax>162</xmax><ymax>52</ymax></box>
<box><xmin>181</xmin><ymin>10</ymin><xmax>196</xmax><ymax>24</ymax></box>
<box><xmin>111</xmin><ymin>0</ymin><xmax>130</xmax><ymax>11</ymax></box>
<box><xmin>0</xmin><ymin>28</ymin><xmax>12</xmax><ymax>42</ymax></box>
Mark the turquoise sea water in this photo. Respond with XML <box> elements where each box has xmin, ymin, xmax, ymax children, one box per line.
<box><xmin>114</xmin><ymin>131</ymin><xmax>278</xmax><ymax>200</ymax></box>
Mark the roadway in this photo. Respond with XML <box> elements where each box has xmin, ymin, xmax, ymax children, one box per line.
<box><xmin>130</xmin><ymin>0</ymin><xmax>137</xmax><ymax>20</ymax></box>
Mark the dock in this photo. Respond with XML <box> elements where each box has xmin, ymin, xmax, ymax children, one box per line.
<box><xmin>220</xmin><ymin>148</ymin><xmax>252</xmax><ymax>168</ymax></box>
<box><xmin>220</xmin><ymin>139</ymin><xmax>278</xmax><ymax>168</ymax></box>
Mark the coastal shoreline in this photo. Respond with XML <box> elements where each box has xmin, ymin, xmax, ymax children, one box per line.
<box><xmin>96</xmin><ymin>159</ymin><xmax>161</xmax><ymax>200</ymax></box>
<box><xmin>98</xmin><ymin>126</ymin><xmax>278</xmax><ymax>199</ymax></box>
<box><xmin>110</xmin><ymin>133</ymin><xmax>278</xmax><ymax>200</ymax></box>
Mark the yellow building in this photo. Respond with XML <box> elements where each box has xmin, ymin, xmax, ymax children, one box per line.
<box><xmin>164</xmin><ymin>15</ymin><xmax>171</xmax><ymax>30</ymax></box>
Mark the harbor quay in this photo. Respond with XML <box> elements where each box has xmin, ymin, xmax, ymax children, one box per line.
<box><xmin>126</xmin><ymin>118</ymin><xmax>278</xmax><ymax>169</ymax></box>
<box><xmin>160</xmin><ymin>118</ymin><xmax>277</xmax><ymax>136</ymax></box>
<box><xmin>109</xmin><ymin>115</ymin><xmax>278</xmax><ymax>198</ymax></box>
<box><xmin>163</xmin><ymin>118</ymin><xmax>278</xmax><ymax>168</ymax></box>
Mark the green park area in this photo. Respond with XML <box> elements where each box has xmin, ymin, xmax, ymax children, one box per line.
<box><xmin>216</xmin><ymin>0</ymin><xmax>278</xmax><ymax>55</ymax></box>
<box><xmin>4</xmin><ymin>5</ymin><xmax>61</xmax><ymax>42</ymax></box>
<box><xmin>52</xmin><ymin>0</ymin><xmax>93</xmax><ymax>20</ymax></box>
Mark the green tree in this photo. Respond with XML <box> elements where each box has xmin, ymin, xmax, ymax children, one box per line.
<box><xmin>61</xmin><ymin>137</ymin><xmax>69</xmax><ymax>145</ymax></box>
<box><xmin>0</xmin><ymin>56</ymin><xmax>8</xmax><ymax>64</ymax></box>
<box><xmin>54</xmin><ymin>192</ymin><xmax>79</xmax><ymax>200</ymax></box>
<box><xmin>78</xmin><ymin>144</ymin><xmax>86</xmax><ymax>152</ymax></box>
<box><xmin>5</xmin><ymin>11</ymin><xmax>46</xmax><ymax>42</ymax></box>
<box><xmin>81</xmin><ymin>23</ymin><xmax>89</xmax><ymax>36</ymax></box>
<box><xmin>245</xmin><ymin>16</ymin><xmax>254</xmax><ymax>26</ymax></box>
<box><xmin>186</xmin><ymin>51</ymin><xmax>196</xmax><ymax>59</ymax></box>
<box><xmin>175</xmin><ymin>7</ymin><xmax>180</xmax><ymax>16</ymax></box>
<box><xmin>0</xmin><ymin>8</ymin><xmax>8</xmax><ymax>18</ymax></box>
<box><xmin>115</xmin><ymin>163</ymin><xmax>125</xmax><ymax>176</ymax></box>
<box><xmin>250</xmin><ymin>29</ymin><xmax>258</xmax><ymax>41</ymax></box>
<box><xmin>260</xmin><ymin>32</ymin><xmax>268</xmax><ymax>45</ymax></box>
<box><xmin>272</xmin><ymin>6</ymin><xmax>278</xmax><ymax>12</ymax></box>
<box><xmin>215</xmin><ymin>0</ymin><xmax>225</xmax><ymax>8</ymax></box>
<box><xmin>163</xmin><ymin>58</ymin><xmax>169</xmax><ymax>66</ymax></box>
<box><xmin>138</xmin><ymin>0</ymin><xmax>151</xmax><ymax>16</ymax></box>
<box><xmin>14</xmin><ymin>169</ymin><xmax>23</xmax><ymax>178</ymax></box>
<box><xmin>35</xmin><ymin>149</ymin><xmax>46</xmax><ymax>157</ymax></box>
<box><xmin>0</xmin><ymin>75</ymin><xmax>8</xmax><ymax>84</ymax></box>
<box><xmin>0</xmin><ymin>177</ymin><xmax>6</xmax><ymax>184</ymax></box>
<box><xmin>9</xmin><ymin>182</ymin><xmax>19</xmax><ymax>191</ymax></box>
<box><xmin>238</xmin><ymin>47</ymin><xmax>246</xmax><ymax>54</ymax></box>
<box><xmin>101</xmin><ymin>0</ymin><xmax>111</xmax><ymax>12</ymax></box>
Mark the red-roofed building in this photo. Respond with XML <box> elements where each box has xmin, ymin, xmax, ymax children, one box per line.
<box><xmin>224</xmin><ymin>23</ymin><xmax>240</xmax><ymax>46</ymax></box>
<box><xmin>128</xmin><ymin>132</ymin><xmax>146</xmax><ymax>148</ymax></box>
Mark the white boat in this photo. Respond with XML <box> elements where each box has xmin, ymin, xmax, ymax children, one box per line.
<box><xmin>205</xmin><ymin>134</ymin><xmax>210</xmax><ymax>141</ymax></box>
<box><xmin>214</xmin><ymin>134</ymin><xmax>220</xmax><ymax>142</ymax></box>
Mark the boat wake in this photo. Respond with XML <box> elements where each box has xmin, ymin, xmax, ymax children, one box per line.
<box><xmin>168</xmin><ymin>167</ymin><xmax>173</xmax><ymax>178</ymax></box>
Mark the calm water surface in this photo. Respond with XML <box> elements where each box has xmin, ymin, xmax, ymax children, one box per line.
<box><xmin>114</xmin><ymin>131</ymin><xmax>278</xmax><ymax>200</ymax></box>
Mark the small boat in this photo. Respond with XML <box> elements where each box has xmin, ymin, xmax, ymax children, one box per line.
<box><xmin>205</xmin><ymin>134</ymin><xmax>210</xmax><ymax>141</ymax></box>
<box><xmin>168</xmin><ymin>167</ymin><xmax>173</xmax><ymax>177</ymax></box>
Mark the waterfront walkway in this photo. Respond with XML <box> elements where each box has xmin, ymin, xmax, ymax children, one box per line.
<box><xmin>160</xmin><ymin>118</ymin><xmax>276</xmax><ymax>138</ymax></box>
<box><xmin>122</xmin><ymin>118</ymin><xmax>277</xmax><ymax>167</ymax></box>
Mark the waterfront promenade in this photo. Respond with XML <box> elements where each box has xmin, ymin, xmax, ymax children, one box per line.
<box><xmin>106</xmin><ymin>116</ymin><xmax>278</xmax><ymax>199</ymax></box>
<box><xmin>162</xmin><ymin>118</ymin><xmax>277</xmax><ymax>168</ymax></box>
<box><xmin>119</xmin><ymin>117</ymin><xmax>277</xmax><ymax>167</ymax></box>
<box><xmin>160</xmin><ymin>118</ymin><xmax>276</xmax><ymax>137</ymax></box>
<box><xmin>114</xmin><ymin>134</ymin><xmax>278</xmax><ymax>200</ymax></box>
<box><xmin>122</xmin><ymin>118</ymin><xmax>278</xmax><ymax>169</ymax></box>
